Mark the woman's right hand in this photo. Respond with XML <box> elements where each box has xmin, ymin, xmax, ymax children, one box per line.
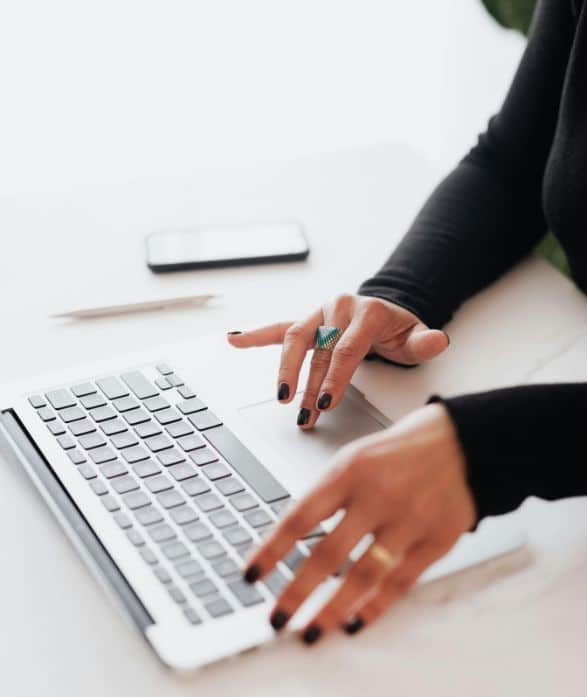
<box><xmin>227</xmin><ymin>293</ymin><xmax>449</xmax><ymax>429</ymax></box>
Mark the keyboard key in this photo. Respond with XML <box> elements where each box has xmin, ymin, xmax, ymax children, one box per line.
<box><xmin>168</xmin><ymin>586</ymin><xmax>187</xmax><ymax>604</ymax></box>
<box><xmin>113</xmin><ymin>512</ymin><xmax>132</xmax><ymax>529</ymax></box>
<box><xmin>201</xmin><ymin>462</ymin><xmax>230</xmax><ymax>480</ymax></box>
<box><xmin>80</xmin><ymin>393</ymin><xmax>107</xmax><ymax>410</ymax></box>
<box><xmin>303</xmin><ymin>524</ymin><xmax>326</xmax><ymax>540</ymax></box>
<box><xmin>194</xmin><ymin>493</ymin><xmax>223</xmax><ymax>513</ymax></box>
<box><xmin>182</xmin><ymin>478</ymin><xmax>211</xmax><ymax>497</ymax></box>
<box><xmin>132</xmin><ymin>460</ymin><xmax>161</xmax><ymax>478</ymax></box>
<box><xmin>134</xmin><ymin>506</ymin><xmax>163</xmax><ymax>526</ymax></box>
<box><xmin>189</xmin><ymin>448</ymin><xmax>218</xmax><ymax>466</ymax></box>
<box><xmin>110</xmin><ymin>431</ymin><xmax>139</xmax><ymax>449</ymax></box>
<box><xmin>155</xmin><ymin>377</ymin><xmax>172</xmax><ymax>390</ymax></box>
<box><xmin>188</xmin><ymin>411</ymin><xmax>222</xmax><ymax>431</ymax></box>
<box><xmin>169</xmin><ymin>506</ymin><xmax>198</xmax><ymax>526</ymax></box>
<box><xmin>101</xmin><ymin>461</ymin><xmax>129</xmax><ymax>479</ymax></box>
<box><xmin>209</xmin><ymin>509</ymin><xmax>238</xmax><ymax>529</ymax></box>
<box><xmin>143</xmin><ymin>396</ymin><xmax>170</xmax><ymax>412</ymax></box>
<box><xmin>184</xmin><ymin>522</ymin><xmax>212</xmax><ymax>543</ymax></box>
<box><xmin>177</xmin><ymin>434</ymin><xmax>206</xmax><ymax>452</ymax></box>
<box><xmin>215</xmin><ymin>477</ymin><xmax>245</xmax><ymax>497</ymax></box>
<box><xmin>89</xmin><ymin>446</ymin><xmax>117</xmax><ymax>464</ymax></box>
<box><xmin>148</xmin><ymin>524</ymin><xmax>176</xmax><ymax>543</ymax></box>
<box><xmin>59</xmin><ymin>406</ymin><xmax>85</xmax><ymax>423</ymax></box>
<box><xmin>178</xmin><ymin>399</ymin><xmax>207</xmax><ymax>415</ymax></box>
<box><xmin>111</xmin><ymin>475</ymin><xmax>139</xmax><ymax>494</ymax></box>
<box><xmin>176</xmin><ymin>559</ymin><xmax>204</xmax><ymax>579</ymax></box>
<box><xmin>134</xmin><ymin>420</ymin><xmax>162</xmax><ymax>439</ymax></box>
<box><xmin>100</xmin><ymin>418</ymin><xmax>127</xmax><ymax>436</ymax></box>
<box><xmin>140</xmin><ymin>547</ymin><xmax>158</xmax><ymax>564</ymax></box>
<box><xmin>144</xmin><ymin>475</ymin><xmax>173</xmax><ymax>494</ymax></box>
<box><xmin>122</xmin><ymin>491</ymin><xmax>150</xmax><ymax>509</ymax></box>
<box><xmin>162</xmin><ymin>541</ymin><xmax>189</xmax><ymax>560</ymax></box>
<box><xmin>263</xmin><ymin>568</ymin><xmax>289</xmax><ymax>596</ymax></box>
<box><xmin>71</xmin><ymin>383</ymin><xmax>96</xmax><ymax>398</ymax></box>
<box><xmin>144</xmin><ymin>434</ymin><xmax>172</xmax><ymax>453</ymax></box>
<box><xmin>155</xmin><ymin>408</ymin><xmax>181</xmax><ymax>425</ymax></box>
<box><xmin>244</xmin><ymin>509</ymin><xmax>273</xmax><ymax>528</ymax></box>
<box><xmin>197</xmin><ymin>540</ymin><xmax>226</xmax><ymax>560</ymax></box>
<box><xmin>205</xmin><ymin>597</ymin><xmax>233</xmax><ymax>618</ymax></box>
<box><xmin>157</xmin><ymin>490</ymin><xmax>185</xmax><ymax>509</ymax></box>
<box><xmin>178</xmin><ymin>386</ymin><xmax>196</xmax><ymax>400</ymax></box>
<box><xmin>166</xmin><ymin>421</ymin><xmax>193</xmax><ymax>439</ymax></box>
<box><xmin>154</xmin><ymin>566</ymin><xmax>172</xmax><ymax>584</ymax></box>
<box><xmin>68</xmin><ymin>449</ymin><xmax>87</xmax><ymax>465</ymax></box>
<box><xmin>29</xmin><ymin>395</ymin><xmax>46</xmax><ymax>408</ymax></box>
<box><xmin>183</xmin><ymin>607</ymin><xmax>203</xmax><ymax>625</ymax></box>
<box><xmin>91</xmin><ymin>406</ymin><xmax>117</xmax><ymax>422</ymax></box>
<box><xmin>78</xmin><ymin>463</ymin><xmax>97</xmax><ymax>479</ymax></box>
<box><xmin>121</xmin><ymin>371</ymin><xmax>158</xmax><ymax>400</ymax></box>
<box><xmin>190</xmin><ymin>578</ymin><xmax>217</xmax><ymax>598</ymax></box>
<box><xmin>57</xmin><ymin>435</ymin><xmax>75</xmax><ymax>450</ymax></box>
<box><xmin>48</xmin><ymin>421</ymin><xmax>66</xmax><ymax>436</ymax></box>
<box><xmin>127</xmin><ymin>529</ymin><xmax>145</xmax><ymax>547</ymax></box>
<box><xmin>271</xmin><ymin>497</ymin><xmax>294</xmax><ymax>517</ymax></box>
<box><xmin>227</xmin><ymin>579</ymin><xmax>265</xmax><ymax>607</ymax></box>
<box><xmin>213</xmin><ymin>557</ymin><xmax>240</xmax><ymax>578</ymax></box>
<box><xmin>234</xmin><ymin>542</ymin><xmax>254</xmax><ymax>559</ymax></box>
<box><xmin>168</xmin><ymin>463</ymin><xmax>197</xmax><ymax>482</ymax></box>
<box><xmin>102</xmin><ymin>495</ymin><xmax>120</xmax><ymax>512</ymax></box>
<box><xmin>223</xmin><ymin>526</ymin><xmax>252</xmax><ymax>547</ymax></box>
<box><xmin>79</xmin><ymin>432</ymin><xmax>106</xmax><ymax>450</ymax></box>
<box><xmin>283</xmin><ymin>545</ymin><xmax>308</xmax><ymax>573</ymax></box>
<box><xmin>37</xmin><ymin>407</ymin><xmax>55</xmax><ymax>422</ymax></box>
<box><xmin>158</xmin><ymin>448</ymin><xmax>185</xmax><ymax>467</ymax></box>
<box><xmin>46</xmin><ymin>389</ymin><xmax>76</xmax><ymax>410</ymax></box>
<box><xmin>124</xmin><ymin>408</ymin><xmax>150</xmax><ymax>426</ymax></box>
<box><xmin>90</xmin><ymin>479</ymin><xmax>108</xmax><ymax>495</ymax></box>
<box><xmin>168</xmin><ymin>374</ymin><xmax>184</xmax><ymax>387</ymax></box>
<box><xmin>230</xmin><ymin>493</ymin><xmax>259</xmax><ymax>512</ymax></box>
<box><xmin>112</xmin><ymin>396</ymin><xmax>140</xmax><ymax>413</ymax></box>
<box><xmin>121</xmin><ymin>445</ymin><xmax>149</xmax><ymax>464</ymax></box>
<box><xmin>97</xmin><ymin>376</ymin><xmax>129</xmax><ymax>400</ymax></box>
<box><xmin>69</xmin><ymin>418</ymin><xmax>96</xmax><ymax>436</ymax></box>
<box><xmin>156</xmin><ymin>362</ymin><xmax>173</xmax><ymax>376</ymax></box>
<box><xmin>205</xmin><ymin>426</ymin><xmax>289</xmax><ymax>504</ymax></box>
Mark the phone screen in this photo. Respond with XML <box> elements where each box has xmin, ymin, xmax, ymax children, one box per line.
<box><xmin>146</xmin><ymin>222</ymin><xmax>308</xmax><ymax>270</ymax></box>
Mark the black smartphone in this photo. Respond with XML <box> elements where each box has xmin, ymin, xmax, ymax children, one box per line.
<box><xmin>145</xmin><ymin>221</ymin><xmax>309</xmax><ymax>273</ymax></box>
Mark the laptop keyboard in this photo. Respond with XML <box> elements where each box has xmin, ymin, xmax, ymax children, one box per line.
<box><xmin>28</xmin><ymin>363</ymin><xmax>325</xmax><ymax>626</ymax></box>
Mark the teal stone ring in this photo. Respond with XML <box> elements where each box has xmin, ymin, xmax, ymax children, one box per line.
<box><xmin>314</xmin><ymin>325</ymin><xmax>343</xmax><ymax>351</ymax></box>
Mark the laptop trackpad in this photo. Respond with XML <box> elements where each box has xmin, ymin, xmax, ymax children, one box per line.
<box><xmin>239</xmin><ymin>387</ymin><xmax>390</xmax><ymax>495</ymax></box>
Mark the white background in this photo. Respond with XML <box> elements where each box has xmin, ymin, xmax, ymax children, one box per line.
<box><xmin>0</xmin><ymin>0</ymin><xmax>524</xmax><ymax>196</ymax></box>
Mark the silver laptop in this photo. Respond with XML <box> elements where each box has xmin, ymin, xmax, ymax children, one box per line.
<box><xmin>0</xmin><ymin>333</ymin><xmax>525</xmax><ymax>672</ymax></box>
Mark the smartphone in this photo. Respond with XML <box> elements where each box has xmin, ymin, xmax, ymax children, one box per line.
<box><xmin>145</xmin><ymin>221</ymin><xmax>309</xmax><ymax>273</ymax></box>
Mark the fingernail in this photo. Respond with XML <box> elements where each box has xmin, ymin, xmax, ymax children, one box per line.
<box><xmin>343</xmin><ymin>617</ymin><xmax>364</xmax><ymax>635</ymax></box>
<box><xmin>227</xmin><ymin>330</ymin><xmax>243</xmax><ymax>335</ymax></box>
<box><xmin>277</xmin><ymin>382</ymin><xmax>290</xmax><ymax>401</ymax></box>
<box><xmin>243</xmin><ymin>564</ymin><xmax>261</xmax><ymax>583</ymax></box>
<box><xmin>301</xmin><ymin>624</ymin><xmax>323</xmax><ymax>645</ymax></box>
<box><xmin>270</xmin><ymin>609</ymin><xmax>289</xmax><ymax>631</ymax></box>
<box><xmin>443</xmin><ymin>331</ymin><xmax>451</xmax><ymax>346</ymax></box>
<box><xmin>317</xmin><ymin>392</ymin><xmax>332</xmax><ymax>410</ymax></box>
<box><xmin>297</xmin><ymin>408</ymin><xmax>310</xmax><ymax>426</ymax></box>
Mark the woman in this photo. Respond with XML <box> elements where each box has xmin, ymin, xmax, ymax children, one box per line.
<box><xmin>229</xmin><ymin>0</ymin><xmax>587</xmax><ymax>644</ymax></box>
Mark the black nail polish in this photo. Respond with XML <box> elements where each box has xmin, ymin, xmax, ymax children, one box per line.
<box><xmin>317</xmin><ymin>393</ymin><xmax>332</xmax><ymax>410</ymax></box>
<box><xmin>270</xmin><ymin>609</ymin><xmax>289</xmax><ymax>631</ymax></box>
<box><xmin>243</xmin><ymin>564</ymin><xmax>261</xmax><ymax>584</ymax></box>
<box><xmin>227</xmin><ymin>330</ymin><xmax>243</xmax><ymax>335</ymax></box>
<box><xmin>343</xmin><ymin>617</ymin><xmax>364</xmax><ymax>635</ymax></box>
<box><xmin>297</xmin><ymin>408</ymin><xmax>310</xmax><ymax>426</ymax></box>
<box><xmin>278</xmin><ymin>382</ymin><xmax>290</xmax><ymax>401</ymax></box>
<box><xmin>302</xmin><ymin>624</ymin><xmax>323</xmax><ymax>645</ymax></box>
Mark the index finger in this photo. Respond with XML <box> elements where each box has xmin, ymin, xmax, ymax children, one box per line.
<box><xmin>227</xmin><ymin>322</ymin><xmax>294</xmax><ymax>347</ymax></box>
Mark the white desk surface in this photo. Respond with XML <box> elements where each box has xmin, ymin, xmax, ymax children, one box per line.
<box><xmin>0</xmin><ymin>146</ymin><xmax>586</xmax><ymax>697</ymax></box>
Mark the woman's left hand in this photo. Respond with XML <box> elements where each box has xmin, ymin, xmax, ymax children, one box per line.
<box><xmin>243</xmin><ymin>403</ymin><xmax>476</xmax><ymax>643</ymax></box>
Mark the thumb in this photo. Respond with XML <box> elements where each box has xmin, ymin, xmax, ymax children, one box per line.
<box><xmin>395</xmin><ymin>325</ymin><xmax>449</xmax><ymax>365</ymax></box>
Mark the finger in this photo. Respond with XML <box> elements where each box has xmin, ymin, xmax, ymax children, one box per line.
<box><xmin>297</xmin><ymin>524</ymin><xmax>415</xmax><ymax>643</ymax></box>
<box><xmin>315</xmin><ymin>314</ymin><xmax>380</xmax><ymax>412</ymax></box>
<box><xmin>243</xmin><ymin>465</ymin><xmax>352</xmax><ymax>583</ymax></box>
<box><xmin>384</xmin><ymin>324</ymin><xmax>449</xmax><ymax>366</ymax></box>
<box><xmin>297</xmin><ymin>347</ymin><xmax>333</xmax><ymax>429</ymax></box>
<box><xmin>269</xmin><ymin>509</ymin><xmax>371</xmax><ymax>632</ymax></box>
<box><xmin>277</xmin><ymin>309</ymin><xmax>324</xmax><ymax>404</ymax></box>
<box><xmin>227</xmin><ymin>322</ymin><xmax>293</xmax><ymax>348</ymax></box>
<box><xmin>342</xmin><ymin>541</ymin><xmax>451</xmax><ymax>635</ymax></box>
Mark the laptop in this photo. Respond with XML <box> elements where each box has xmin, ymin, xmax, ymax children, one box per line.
<box><xmin>0</xmin><ymin>333</ymin><xmax>525</xmax><ymax>672</ymax></box>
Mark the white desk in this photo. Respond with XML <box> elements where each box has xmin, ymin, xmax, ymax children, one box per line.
<box><xmin>1</xmin><ymin>146</ymin><xmax>586</xmax><ymax>697</ymax></box>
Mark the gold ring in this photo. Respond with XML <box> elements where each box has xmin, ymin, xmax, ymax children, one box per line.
<box><xmin>369</xmin><ymin>543</ymin><xmax>403</xmax><ymax>571</ymax></box>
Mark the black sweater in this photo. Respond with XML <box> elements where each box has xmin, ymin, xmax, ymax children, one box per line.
<box><xmin>359</xmin><ymin>0</ymin><xmax>587</xmax><ymax>521</ymax></box>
